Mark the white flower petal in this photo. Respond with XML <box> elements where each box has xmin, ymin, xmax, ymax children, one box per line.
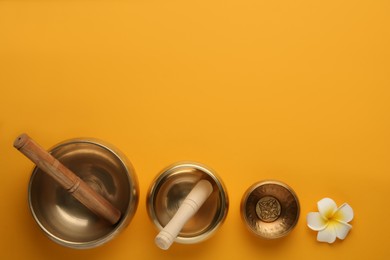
<box><xmin>307</xmin><ymin>212</ymin><xmax>328</xmax><ymax>231</ymax></box>
<box><xmin>332</xmin><ymin>220</ymin><xmax>352</xmax><ymax>240</ymax></box>
<box><xmin>317</xmin><ymin>225</ymin><xmax>337</xmax><ymax>243</ymax></box>
<box><xmin>333</xmin><ymin>203</ymin><xmax>354</xmax><ymax>223</ymax></box>
<box><xmin>317</xmin><ymin>198</ymin><xmax>337</xmax><ymax>219</ymax></box>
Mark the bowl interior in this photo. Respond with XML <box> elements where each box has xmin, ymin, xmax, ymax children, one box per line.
<box><xmin>148</xmin><ymin>163</ymin><xmax>228</xmax><ymax>244</ymax></box>
<box><xmin>29</xmin><ymin>141</ymin><xmax>137</xmax><ymax>248</ymax></box>
<box><xmin>242</xmin><ymin>181</ymin><xmax>299</xmax><ymax>239</ymax></box>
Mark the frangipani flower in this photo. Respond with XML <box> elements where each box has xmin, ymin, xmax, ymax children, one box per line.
<box><xmin>307</xmin><ymin>198</ymin><xmax>354</xmax><ymax>243</ymax></box>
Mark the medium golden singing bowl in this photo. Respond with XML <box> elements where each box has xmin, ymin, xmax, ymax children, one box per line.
<box><xmin>147</xmin><ymin>162</ymin><xmax>229</xmax><ymax>244</ymax></box>
<box><xmin>28</xmin><ymin>139</ymin><xmax>139</xmax><ymax>249</ymax></box>
<box><xmin>241</xmin><ymin>180</ymin><xmax>300</xmax><ymax>239</ymax></box>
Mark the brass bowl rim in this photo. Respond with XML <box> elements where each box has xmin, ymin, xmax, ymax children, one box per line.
<box><xmin>146</xmin><ymin>161</ymin><xmax>229</xmax><ymax>244</ymax></box>
<box><xmin>240</xmin><ymin>179</ymin><xmax>300</xmax><ymax>239</ymax></box>
<box><xmin>28</xmin><ymin>138</ymin><xmax>139</xmax><ymax>249</ymax></box>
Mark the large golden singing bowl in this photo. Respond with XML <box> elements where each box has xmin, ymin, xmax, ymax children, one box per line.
<box><xmin>147</xmin><ymin>162</ymin><xmax>229</xmax><ymax>244</ymax></box>
<box><xmin>241</xmin><ymin>180</ymin><xmax>300</xmax><ymax>239</ymax></box>
<box><xmin>28</xmin><ymin>139</ymin><xmax>139</xmax><ymax>249</ymax></box>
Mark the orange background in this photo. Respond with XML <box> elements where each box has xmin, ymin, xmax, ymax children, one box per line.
<box><xmin>0</xmin><ymin>1</ymin><xmax>389</xmax><ymax>259</ymax></box>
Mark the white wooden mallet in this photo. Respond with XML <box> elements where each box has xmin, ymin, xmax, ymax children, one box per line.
<box><xmin>155</xmin><ymin>179</ymin><xmax>213</xmax><ymax>250</ymax></box>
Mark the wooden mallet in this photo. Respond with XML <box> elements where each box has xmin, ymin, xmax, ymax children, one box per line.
<box><xmin>14</xmin><ymin>133</ymin><xmax>121</xmax><ymax>225</ymax></box>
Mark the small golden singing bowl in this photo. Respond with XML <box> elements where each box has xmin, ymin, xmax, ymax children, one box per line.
<box><xmin>241</xmin><ymin>180</ymin><xmax>300</xmax><ymax>239</ymax></box>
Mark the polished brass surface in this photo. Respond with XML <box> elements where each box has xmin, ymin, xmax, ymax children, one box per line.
<box><xmin>241</xmin><ymin>180</ymin><xmax>300</xmax><ymax>239</ymax></box>
<box><xmin>28</xmin><ymin>139</ymin><xmax>139</xmax><ymax>249</ymax></box>
<box><xmin>147</xmin><ymin>162</ymin><xmax>228</xmax><ymax>244</ymax></box>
